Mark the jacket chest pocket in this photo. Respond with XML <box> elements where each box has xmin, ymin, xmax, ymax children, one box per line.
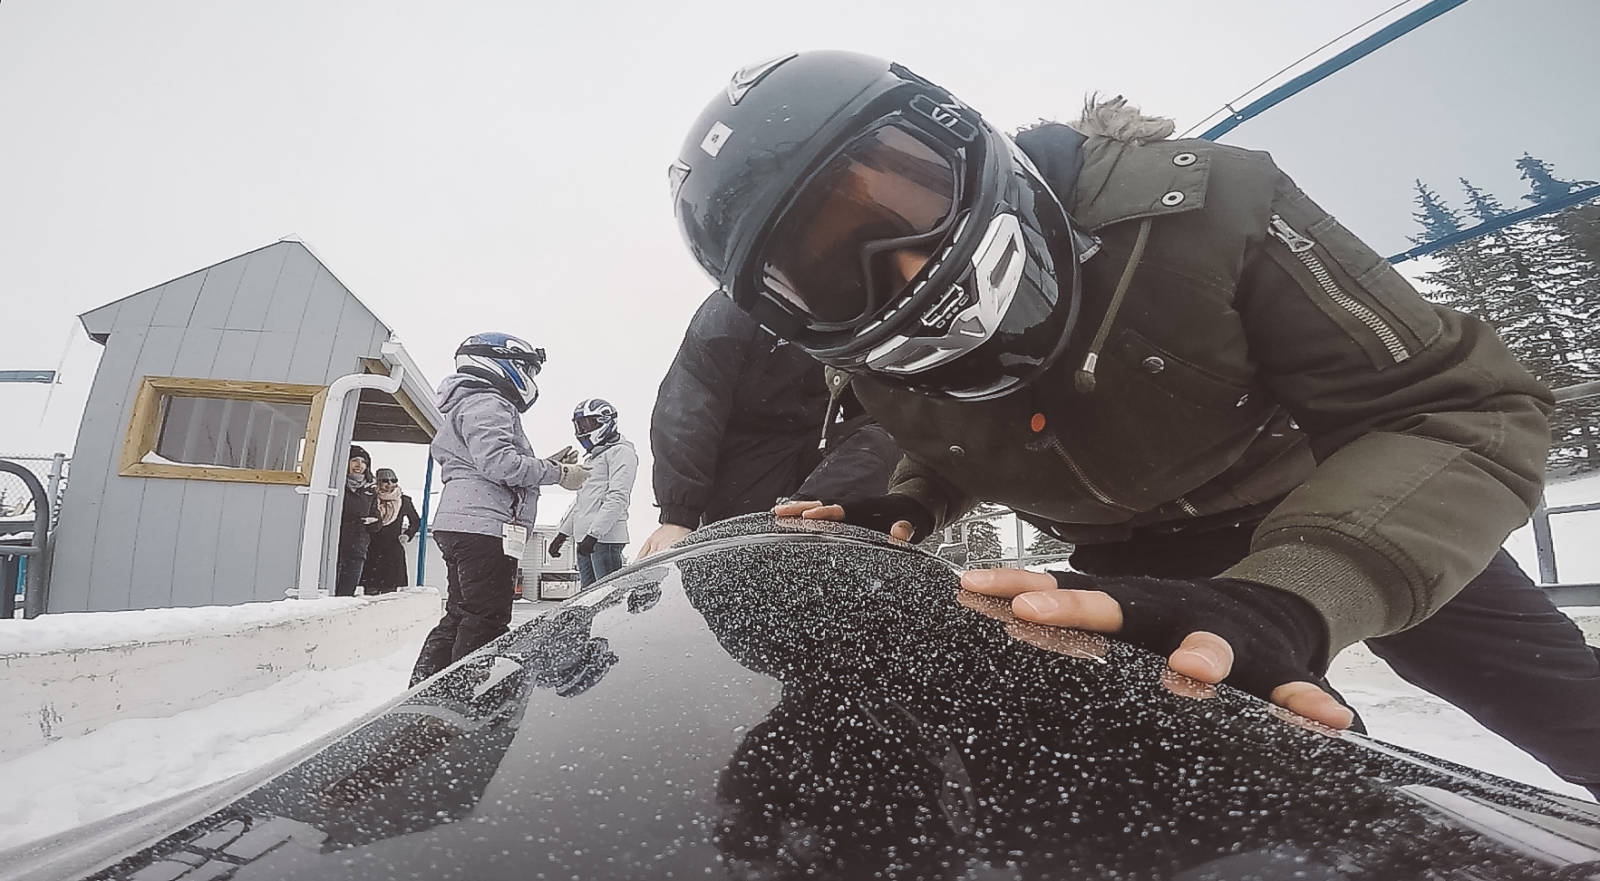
<box><xmin>1044</xmin><ymin>328</ymin><xmax>1267</xmax><ymax>509</ymax></box>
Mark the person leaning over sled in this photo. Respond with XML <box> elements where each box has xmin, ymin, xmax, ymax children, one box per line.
<box><xmin>552</xmin><ymin>398</ymin><xmax>639</xmax><ymax>587</ymax></box>
<box><xmin>635</xmin><ymin>290</ymin><xmax>901</xmax><ymax>558</ymax></box>
<box><xmin>668</xmin><ymin>51</ymin><xmax>1600</xmax><ymax>799</ymax></box>
<box><xmin>410</xmin><ymin>333</ymin><xmax>590</xmax><ymax>686</ymax></box>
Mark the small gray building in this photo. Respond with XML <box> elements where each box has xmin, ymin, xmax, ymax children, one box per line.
<box><xmin>50</xmin><ymin>241</ymin><xmax>441</xmax><ymax>612</ymax></box>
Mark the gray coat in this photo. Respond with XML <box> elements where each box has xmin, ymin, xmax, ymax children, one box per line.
<box><xmin>430</xmin><ymin>373</ymin><xmax>564</xmax><ymax>538</ymax></box>
<box><xmin>557</xmin><ymin>437</ymin><xmax>637</xmax><ymax>544</ymax></box>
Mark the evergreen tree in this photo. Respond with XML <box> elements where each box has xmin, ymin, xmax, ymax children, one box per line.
<box><xmin>1024</xmin><ymin>529</ymin><xmax>1073</xmax><ymax>564</ymax></box>
<box><xmin>1409</xmin><ymin>180</ymin><xmax>1503</xmax><ymax>326</ymax></box>
<box><xmin>1517</xmin><ymin>153</ymin><xmax>1600</xmax><ymax>270</ymax></box>
<box><xmin>1409</xmin><ymin>171</ymin><xmax>1600</xmax><ymax>473</ymax></box>
<box><xmin>962</xmin><ymin>502</ymin><xmax>1007</xmax><ymax>568</ymax></box>
<box><xmin>1516</xmin><ymin>153</ymin><xmax>1595</xmax><ymax>205</ymax></box>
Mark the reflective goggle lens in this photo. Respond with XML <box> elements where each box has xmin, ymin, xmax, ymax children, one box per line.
<box><xmin>761</xmin><ymin>124</ymin><xmax>957</xmax><ymax>325</ymax></box>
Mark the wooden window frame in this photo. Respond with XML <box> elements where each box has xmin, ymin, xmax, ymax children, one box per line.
<box><xmin>119</xmin><ymin>376</ymin><xmax>328</xmax><ymax>485</ymax></box>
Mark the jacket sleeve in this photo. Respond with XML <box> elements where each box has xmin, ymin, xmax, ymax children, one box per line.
<box><xmin>885</xmin><ymin>452</ymin><xmax>978</xmax><ymax>532</ymax></box>
<box><xmin>650</xmin><ymin>294</ymin><xmax>756</xmax><ymax>527</ymax></box>
<box><xmin>455</xmin><ymin>394</ymin><xmax>562</xmax><ymax>489</ymax></box>
<box><xmin>1219</xmin><ymin>166</ymin><xmax>1553</xmax><ymax>659</ymax></box>
<box><xmin>556</xmin><ymin>498</ymin><xmax>576</xmax><ymax>537</ymax></box>
<box><xmin>401</xmin><ymin>495</ymin><xmax>421</xmax><ymax>538</ymax></box>
<box><xmin>587</xmin><ymin>444</ymin><xmax>638</xmax><ymax>538</ymax></box>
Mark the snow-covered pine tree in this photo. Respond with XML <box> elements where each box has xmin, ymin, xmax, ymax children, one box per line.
<box><xmin>961</xmin><ymin>502</ymin><xmax>1007</xmax><ymax>569</ymax></box>
<box><xmin>1465</xmin><ymin>171</ymin><xmax>1599</xmax><ymax>472</ymax></box>
<box><xmin>1023</xmin><ymin>529</ymin><xmax>1073</xmax><ymax>565</ymax></box>
<box><xmin>1409</xmin><ymin>180</ymin><xmax>1502</xmax><ymax>324</ymax></box>
<box><xmin>1408</xmin><ymin>170</ymin><xmax>1600</xmax><ymax>473</ymax></box>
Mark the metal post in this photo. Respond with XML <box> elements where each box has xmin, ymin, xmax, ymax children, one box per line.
<box><xmin>416</xmin><ymin>453</ymin><xmax>434</xmax><ymax>585</ymax></box>
<box><xmin>45</xmin><ymin>453</ymin><xmax>65</xmax><ymax>525</ymax></box>
<box><xmin>2</xmin><ymin>555</ymin><xmax>17</xmax><ymax>619</ymax></box>
<box><xmin>0</xmin><ymin>460</ymin><xmax>51</xmax><ymax>618</ymax></box>
<box><xmin>1530</xmin><ymin>495</ymin><xmax>1559</xmax><ymax>585</ymax></box>
<box><xmin>1014</xmin><ymin>514</ymin><xmax>1025</xmax><ymax>568</ymax></box>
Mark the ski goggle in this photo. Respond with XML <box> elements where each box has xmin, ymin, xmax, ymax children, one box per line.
<box><xmin>574</xmin><ymin>414</ymin><xmax>610</xmax><ymax>434</ymax></box>
<box><xmin>757</xmin><ymin>122</ymin><xmax>962</xmax><ymax>328</ymax></box>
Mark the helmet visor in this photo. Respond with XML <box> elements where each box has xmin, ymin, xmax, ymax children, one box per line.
<box><xmin>574</xmin><ymin>414</ymin><xmax>608</xmax><ymax>434</ymax></box>
<box><xmin>760</xmin><ymin>124</ymin><xmax>958</xmax><ymax>325</ymax></box>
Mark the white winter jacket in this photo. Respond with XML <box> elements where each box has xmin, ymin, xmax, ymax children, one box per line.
<box><xmin>557</xmin><ymin>437</ymin><xmax>638</xmax><ymax>544</ymax></box>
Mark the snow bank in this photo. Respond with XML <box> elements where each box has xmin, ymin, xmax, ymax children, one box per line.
<box><xmin>0</xmin><ymin>589</ymin><xmax>439</xmax><ymax>761</ymax></box>
<box><xmin>0</xmin><ymin>646</ymin><xmax>416</xmax><ymax>853</ymax></box>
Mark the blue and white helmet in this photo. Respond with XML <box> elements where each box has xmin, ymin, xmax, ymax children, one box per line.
<box><xmin>572</xmin><ymin>398</ymin><xmax>620</xmax><ymax>451</ymax></box>
<box><xmin>455</xmin><ymin>332</ymin><xmax>545</xmax><ymax>412</ymax></box>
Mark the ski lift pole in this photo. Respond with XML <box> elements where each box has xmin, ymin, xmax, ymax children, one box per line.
<box><xmin>416</xmin><ymin>453</ymin><xmax>434</xmax><ymax>585</ymax></box>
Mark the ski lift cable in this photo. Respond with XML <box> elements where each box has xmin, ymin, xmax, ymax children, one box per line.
<box><xmin>1190</xmin><ymin>0</ymin><xmax>1471</xmax><ymax>142</ymax></box>
<box><xmin>1179</xmin><ymin>0</ymin><xmax>1412</xmax><ymax>139</ymax></box>
<box><xmin>38</xmin><ymin>320</ymin><xmax>80</xmax><ymax>428</ymax></box>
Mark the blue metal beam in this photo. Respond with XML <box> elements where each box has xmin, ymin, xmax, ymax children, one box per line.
<box><xmin>0</xmin><ymin>370</ymin><xmax>56</xmax><ymax>383</ymax></box>
<box><xmin>1199</xmin><ymin>0</ymin><xmax>1470</xmax><ymax>142</ymax></box>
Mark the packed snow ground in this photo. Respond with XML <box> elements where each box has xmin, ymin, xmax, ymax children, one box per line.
<box><xmin>0</xmin><ymin>646</ymin><xmax>417</xmax><ymax>852</ymax></box>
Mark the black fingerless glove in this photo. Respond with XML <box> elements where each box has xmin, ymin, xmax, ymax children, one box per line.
<box><xmin>1052</xmin><ymin>571</ymin><xmax>1331</xmax><ymax>701</ymax></box>
<box><xmin>820</xmin><ymin>493</ymin><xmax>935</xmax><ymax>543</ymax></box>
<box><xmin>548</xmin><ymin>533</ymin><xmax>568</xmax><ymax>556</ymax></box>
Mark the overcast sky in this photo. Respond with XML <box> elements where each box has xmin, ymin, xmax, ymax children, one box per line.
<box><xmin>2</xmin><ymin>0</ymin><xmax>1448</xmax><ymax>535</ymax></box>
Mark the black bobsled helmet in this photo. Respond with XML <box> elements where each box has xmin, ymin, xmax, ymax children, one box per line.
<box><xmin>671</xmin><ymin>50</ymin><xmax>1089</xmax><ymax>400</ymax></box>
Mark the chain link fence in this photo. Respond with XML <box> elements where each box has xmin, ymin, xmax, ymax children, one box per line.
<box><xmin>0</xmin><ymin>454</ymin><xmax>69</xmax><ymax>530</ymax></box>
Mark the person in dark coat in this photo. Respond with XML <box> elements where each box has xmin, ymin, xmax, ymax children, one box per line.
<box><xmin>335</xmin><ymin>445</ymin><xmax>381</xmax><ymax>597</ymax></box>
<box><xmin>670</xmin><ymin>52</ymin><xmax>1600</xmax><ymax>798</ymax></box>
<box><xmin>363</xmin><ymin>467</ymin><xmax>421</xmax><ymax>595</ymax></box>
<box><xmin>636</xmin><ymin>292</ymin><xmax>900</xmax><ymax>558</ymax></box>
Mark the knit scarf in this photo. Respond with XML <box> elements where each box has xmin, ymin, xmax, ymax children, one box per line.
<box><xmin>376</xmin><ymin>483</ymin><xmax>402</xmax><ymax>526</ymax></box>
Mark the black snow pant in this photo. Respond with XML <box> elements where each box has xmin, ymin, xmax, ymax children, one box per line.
<box><xmin>409</xmin><ymin>530</ymin><xmax>518</xmax><ymax>686</ymax></box>
<box><xmin>1071</xmin><ymin>522</ymin><xmax>1600</xmax><ymax>800</ymax></box>
<box><xmin>334</xmin><ymin>548</ymin><xmax>366</xmax><ymax>597</ymax></box>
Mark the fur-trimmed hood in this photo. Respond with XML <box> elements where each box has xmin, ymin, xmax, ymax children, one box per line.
<box><xmin>1066</xmin><ymin>95</ymin><xmax>1175</xmax><ymax>145</ymax></box>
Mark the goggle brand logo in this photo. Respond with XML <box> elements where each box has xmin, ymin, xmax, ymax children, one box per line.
<box><xmin>910</xmin><ymin>95</ymin><xmax>978</xmax><ymax>142</ymax></box>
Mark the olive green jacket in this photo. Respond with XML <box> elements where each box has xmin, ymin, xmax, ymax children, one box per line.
<box><xmin>841</xmin><ymin>125</ymin><xmax>1552</xmax><ymax>660</ymax></box>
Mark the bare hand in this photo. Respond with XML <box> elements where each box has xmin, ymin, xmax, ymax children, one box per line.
<box><xmin>772</xmin><ymin>500</ymin><xmax>917</xmax><ymax>542</ymax></box>
<box><xmin>960</xmin><ymin>568</ymin><xmax>1353</xmax><ymax>730</ymax></box>
<box><xmin>637</xmin><ymin>523</ymin><xmax>692</xmax><ymax>560</ymax></box>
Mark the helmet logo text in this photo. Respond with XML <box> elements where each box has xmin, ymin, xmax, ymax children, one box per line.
<box><xmin>700</xmin><ymin>122</ymin><xmax>733</xmax><ymax>158</ymax></box>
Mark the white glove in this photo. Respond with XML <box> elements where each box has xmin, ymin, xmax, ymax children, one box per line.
<box><xmin>558</xmin><ymin>462</ymin><xmax>592</xmax><ymax>490</ymax></box>
<box><xmin>546</xmin><ymin>445</ymin><xmax>581</xmax><ymax>466</ymax></box>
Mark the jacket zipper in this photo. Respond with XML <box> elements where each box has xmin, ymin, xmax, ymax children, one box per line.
<box><xmin>1041</xmin><ymin>432</ymin><xmax>1136</xmax><ymax>512</ymax></box>
<box><xmin>1267</xmin><ymin>215</ymin><xmax>1410</xmax><ymax>363</ymax></box>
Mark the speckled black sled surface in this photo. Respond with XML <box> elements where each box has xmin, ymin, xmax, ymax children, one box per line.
<box><xmin>10</xmin><ymin>514</ymin><xmax>1599</xmax><ymax>880</ymax></box>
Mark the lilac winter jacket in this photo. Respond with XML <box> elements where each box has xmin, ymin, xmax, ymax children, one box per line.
<box><xmin>429</xmin><ymin>373</ymin><xmax>563</xmax><ymax>538</ymax></box>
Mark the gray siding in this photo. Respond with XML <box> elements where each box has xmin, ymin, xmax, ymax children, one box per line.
<box><xmin>51</xmin><ymin>242</ymin><xmax>393</xmax><ymax>612</ymax></box>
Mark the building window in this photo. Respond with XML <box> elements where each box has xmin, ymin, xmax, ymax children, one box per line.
<box><xmin>120</xmin><ymin>377</ymin><xmax>327</xmax><ymax>484</ymax></box>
